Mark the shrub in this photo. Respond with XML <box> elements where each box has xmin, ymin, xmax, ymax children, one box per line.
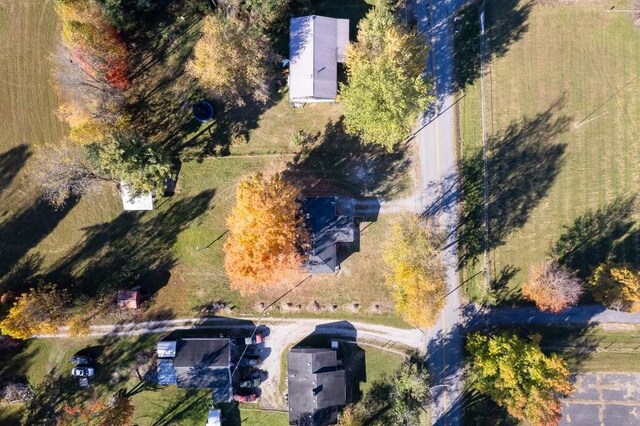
<box><xmin>590</xmin><ymin>262</ymin><xmax>640</xmax><ymax>312</ymax></box>
<box><xmin>522</xmin><ymin>260</ymin><xmax>583</xmax><ymax>313</ymax></box>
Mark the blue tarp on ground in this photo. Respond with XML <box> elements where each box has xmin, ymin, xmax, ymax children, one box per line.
<box><xmin>157</xmin><ymin>358</ymin><xmax>177</xmax><ymax>385</ymax></box>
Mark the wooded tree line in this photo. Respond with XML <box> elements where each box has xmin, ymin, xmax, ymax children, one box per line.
<box><xmin>31</xmin><ymin>0</ymin><xmax>173</xmax><ymax>208</ymax></box>
<box><xmin>54</xmin><ymin>0</ymin><xmax>131</xmax><ymax>145</ymax></box>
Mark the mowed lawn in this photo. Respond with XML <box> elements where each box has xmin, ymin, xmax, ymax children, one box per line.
<box><xmin>458</xmin><ymin>0</ymin><xmax>640</xmax><ymax>302</ymax></box>
<box><xmin>0</xmin><ymin>0</ymin><xmax>409</xmax><ymax>326</ymax></box>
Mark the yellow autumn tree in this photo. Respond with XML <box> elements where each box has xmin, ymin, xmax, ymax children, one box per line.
<box><xmin>467</xmin><ymin>332</ymin><xmax>573</xmax><ymax>426</ymax></box>
<box><xmin>590</xmin><ymin>262</ymin><xmax>640</xmax><ymax>312</ymax></box>
<box><xmin>0</xmin><ymin>283</ymin><xmax>70</xmax><ymax>339</ymax></box>
<box><xmin>187</xmin><ymin>14</ymin><xmax>272</xmax><ymax>105</ymax></box>
<box><xmin>383</xmin><ymin>214</ymin><xmax>447</xmax><ymax>327</ymax></box>
<box><xmin>224</xmin><ymin>173</ymin><xmax>309</xmax><ymax>293</ymax></box>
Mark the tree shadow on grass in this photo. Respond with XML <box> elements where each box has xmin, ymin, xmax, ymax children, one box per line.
<box><xmin>550</xmin><ymin>195</ymin><xmax>638</xmax><ymax>280</ymax></box>
<box><xmin>150</xmin><ymin>389</ymin><xmax>210</xmax><ymax>426</ymax></box>
<box><xmin>180</xmin><ymin>89</ymin><xmax>286</xmax><ymax>161</ymax></box>
<box><xmin>23</xmin><ymin>368</ymin><xmax>83</xmax><ymax>425</ymax></box>
<box><xmin>0</xmin><ymin>197</ymin><xmax>78</xmax><ymax>288</ymax></box>
<box><xmin>284</xmin><ymin>118</ymin><xmax>411</xmax><ymax>200</ymax></box>
<box><xmin>0</xmin><ymin>145</ymin><xmax>30</xmax><ymax>195</ymax></box>
<box><xmin>47</xmin><ymin>190</ymin><xmax>214</xmax><ymax>300</ymax></box>
<box><xmin>488</xmin><ymin>264</ymin><xmax>522</xmax><ymax>306</ymax></box>
<box><xmin>452</xmin><ymin>0</ymin><xmax>532</xmax><ymax>92</ymax></box>
<box><xmin>457</xmin><ymin>99</ymin><xmax>570</xmax><ymax>269</ymax></box>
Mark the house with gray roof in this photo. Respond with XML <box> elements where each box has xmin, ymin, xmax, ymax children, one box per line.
<box><xmin>156</xmin><ymin>338</ymin><xmax>232</xmax><ymax>403</ymax></box>
<box><xmin>289</xmin><ymin>15</ymin><xmax>350</xmax><ymax>104</ymax></box>
<box><xmin>302</xmin><ymin>196</ymin><xmax>357</xmax><ymax>274</ymax></box>
<box><xmin>287</xmin><ymin>347</ymin><xmax>346</xmax><ymax>425</ymax></box>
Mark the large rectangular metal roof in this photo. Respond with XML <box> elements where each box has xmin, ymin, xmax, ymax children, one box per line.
<box><xmin>289</xmin><ymin>16</ymin><xmax>349</xmax><ymax>103</ymax></box>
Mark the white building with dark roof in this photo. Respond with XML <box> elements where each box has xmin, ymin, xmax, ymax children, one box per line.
<box><xmin>289</xmin><ymin>15</ymin><xmax>350</xmax><ymax>104</ymax></box>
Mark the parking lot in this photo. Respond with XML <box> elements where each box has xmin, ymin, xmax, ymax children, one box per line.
<box><xmin>561</xmin><ymin>373</ymin><xmax>640</xmax><ymax>425</ymax></box>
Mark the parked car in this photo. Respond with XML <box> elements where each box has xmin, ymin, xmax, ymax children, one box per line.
<box><xmin>239</xmin><ymin>377</ymin><xmax>261</xmax><ymax>389</ymax></box>
<box><xmin>71</xmin><ymin>355</ymin><xmax>93</xmax><ymax>365</ymax></box>
<box><xmin>233</xmin><ymin>392</ymin><xmax>258</xmax><ymax>403</ymax></box>
<box><xmin>72</xmin><ymin>366</ymin><xmax>95</xmax><ymax>377</ymax></box>
<box><xmin>232</xmin><ymin>333</ymin><xmax>264</xmax><ymax>346</ymax></box>
<box><xmin>238</xmin><ymin>355</ymin><xmax>261</xmax><ymax>367</ymax></box>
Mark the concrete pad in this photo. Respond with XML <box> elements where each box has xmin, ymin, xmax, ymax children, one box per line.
<box><xmin>603</xmin><ymin>405</ymin><xmax>640</xmax><ymax>426</ymax></box>
<box><xmin>560</xmin><ymin>402</ymin><xmax>600</xmax><ymax>425</ymax></box>
<box><xmin>572</xmin><ymin>373</ymin><xmax>599</xmax><ymax>400</ymax></box>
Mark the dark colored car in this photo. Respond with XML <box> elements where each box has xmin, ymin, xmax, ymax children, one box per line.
<box><xmin>233</xmin><ymin>392</ymin><xmax>258</xmax><ymax>403</ymax></box>
<box><xmin>239</xmin><ymin>377</ymin><xmax>261</xmax><ymax>389</ymax></box>
<box><xmin>238</xmin><ymin>355</ymin><xmax>261</xmax><ymax>367</ymax></box>
<box><xmin>71</xmin><ymin>366</ymin><xmax>95</xmax><ymax>377</ymax></box>
<box><xmin>71</xmin><ymin>355</ymin><xmax>93</xmax><ymax>365</ymax></box>
<box><xmin>232</xmin><ymin>333</ymin><xmax>264</xmax><ymax>346</ymax></box>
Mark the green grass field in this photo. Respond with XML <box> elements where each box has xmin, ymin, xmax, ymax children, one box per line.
<box><xmin>519</xmin><ymin>325</ymin><xmax>640</xmax><ymax>373</ymax></box>
<box><xmin>457</xmin><ymin>0</ymin><xmax>640</xmax><ymax>302</ymax></box>
<box><xmin>0</xmin><ymin>0</ymin><xmax>408</xmax><ymax>326</ymax></box>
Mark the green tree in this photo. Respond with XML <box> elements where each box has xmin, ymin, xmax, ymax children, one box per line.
<box><xmin>467</xmin><ymin>332</ymin><xmax>573</xmax><ymax>426</ymax></box>
<box><xmin>383</xmin><ymin>214</ymin><xmax>447</xmax><ymax>327</ymax></box>
<box><xmin>353</xmin><ymin>354</ymin><xmax>429</xmax><ymax>425</ymax></box>
<box><xmin>339</xmin><ymin>4</ymin><xmax>432</xmax><ymax>148</ymax></box>
<box><xmin>88</xmin><ymin>134</ymin><xmax>172</xmax><ymax>197</ymax></box>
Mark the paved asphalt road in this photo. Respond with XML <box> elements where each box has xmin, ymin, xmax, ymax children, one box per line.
<box><xmin>414</xmin><ymin>0</ymin><xmax>468</xmax><ymax>425</ymax></box>
<box><xmin>561</xmin><ymin>373</ymin><xmax>640</xmax><ymax>426</ymax></box>
<box><xmin>475</xmin><ymin>305</ymin><xmax>640</xmax><ymax>326</ymax></box>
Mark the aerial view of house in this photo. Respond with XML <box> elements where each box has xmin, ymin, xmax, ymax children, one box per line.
<box><xmin>287</xmin><ymin>347</ymin><xmax>347</xmax><ymax>425</ymax></box>
<box><xmin>1</xmin><ymin>0</ymin><xmax>640</xmax><ymax>425</ymax></box>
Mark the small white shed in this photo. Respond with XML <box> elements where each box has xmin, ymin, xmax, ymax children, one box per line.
<box><xmin>121</xmin><ymin>181</ymin><xmax>153</xmax><ymax>211</ymax></box>
<box><xmin>289</xmin><ymin>15</ymin><xmax>349</xmax><ymax>104</ymax></box>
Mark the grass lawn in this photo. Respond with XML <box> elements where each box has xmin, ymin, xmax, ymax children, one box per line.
<box><xmin>0</xmin><ymin>0</ymin><xmax>410</xmax><ymax>327</ymax></box>
<box><xmin>457</xmin><ymin>0</ymin><xmax>640</xmax><ymax>302</ymax></box>
<box><xmin>533</xmin><ymin>326</ymin><xmax>640</xmax><ymax>373</ymax></box>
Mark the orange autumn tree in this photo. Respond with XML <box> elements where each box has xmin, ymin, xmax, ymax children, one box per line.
<box><xmin>522</xmin><ymin>260</ymin><xmax>583</xmax><ymax>313</ymax></box>
<box><xmin>0</xmin><ymin>283</ymin><xmax>70</xmax><ymax>339</ymax></box>
<box><xmin>224</xmin><ymin>173</ymin><xmax>309</xmax><ymax>293</ymax></box>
